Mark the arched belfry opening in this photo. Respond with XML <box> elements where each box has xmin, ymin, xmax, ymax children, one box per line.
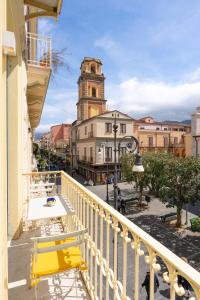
<box><xmin>91</xmin><ymin>64</ymin><xmax>96</xmax><ymax>74</ymax></box>
<box><xmin>92</xmin><ymin>87</ymin><xmax>97</xmax><ymax>97</ymax></box>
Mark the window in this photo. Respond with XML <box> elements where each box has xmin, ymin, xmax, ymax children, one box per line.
<box><xmin>105</xmin><ymin>147</ymin><xmax>112</xmax><ymax>162</ymax></box>
<box><xmin>164</xmin><ymin>137</ymin><xmax>169</xmax><ymax>147</ymax></box>
<box><xmin>156</xmin><ymin>127</ymin><xmax>160</xmax><ymax>130</ymax></box>
<box><xmin>90</xmin><ymin>147</ymin><xmax>93</xmax><ymax>162</ymax></box>
<box><xmin>120</xmin><ymin>147</ymin><xmax>126</xmax><ymax>157</ymax></box>
<box><xmin>84</xmin><ymin>147</ymin><xmax>87</xmax><ymax>160</ymax></box>
<box><xmin>120</xmin><ymin>123</ymin><xmax>126</xmax><ymax>134</ymax></box>
<box><xmin>92</xmin><ymin>87</ymin><xmax>97</xmax><ymax>97</ymax></box>
<box><xmin>173</xmin><ymin>128</ymin><xmax>178</xmax><ymax>131</ymax></box>
<box><xmin>91</xmin><ymin>64</ymin><xmax>96</xmax><ymax>74</ymax></box>
<box><xmin>174</xmin><ymin>137</ymin><xmax>178</xmax><ymax>144</ymax></box>
<box><xmin>148</xmin><ymin>136</ymin><xmax>154</xmax><ymax>147</ymax></box>
<box><xmin>85</xmin><ymin>126</ymin><xmax>87</xmax><ymax>135</ymax></box>
<box><xmin>90</xmin><ymin>124</ymin><xmax>94</xmax><ymax>137</ymax></box>
<box><xmin>105</xmin><ymin>123</ymin><xmax>112</xmax><ymax>133</ymax></box>
<box><xmin>164</xmin><ymin>128</ymin><xmax>168</xmax><ymax>131</ymax></box>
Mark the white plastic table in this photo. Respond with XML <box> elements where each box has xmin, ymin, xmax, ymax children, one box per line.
<box><xmin>27</xmin><ymin>195</ymin><xmax>74</xmax><ymax>221</ymax></box>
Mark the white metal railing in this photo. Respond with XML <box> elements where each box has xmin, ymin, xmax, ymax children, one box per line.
<box><xmin>26</xmin><ymin>32</ymin><xmax>52</xmax><ymax>68</ymax></box>
<box><xmin>24</xmin><ymin>171</ymin><xmax>200</xmax><ymax>300</ymax></box>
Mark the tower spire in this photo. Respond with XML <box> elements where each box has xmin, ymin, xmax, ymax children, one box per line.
<box><xmin>77</xmin><ymin>57</ymin><xmax>107</xmax><ymax>121</ymax></box>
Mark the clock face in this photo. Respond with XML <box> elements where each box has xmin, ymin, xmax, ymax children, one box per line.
<box><xmin>126</xmin><ymin>142</ymin><xmax>133</xmax><ymax>150</ymax></box>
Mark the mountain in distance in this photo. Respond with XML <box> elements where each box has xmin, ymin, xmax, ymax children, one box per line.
<box><xmin>163</xmin><ymin>119</ymin><xmax>191</xmax><ymax>125</ymax></box>
<box><xmin>34</xmin><ymin>132</ymin><xmax>44</xmax><ymax>141</ymax></box>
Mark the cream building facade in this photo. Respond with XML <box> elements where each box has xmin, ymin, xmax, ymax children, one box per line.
<box><xmin>192</xmin><ymin>107</ymin><xmax>200</xmax><ymax>156</ymax></box>
<box><xmin>0</xmin><ymin>1</ymin><xmax>62</xmax><ymax>298</ymax></box>
<box><xmin>133</xmin><ymin>117</ymin><xmax>191</xmax><ymax>157</ymax></box>
<box><xmin>73</xmin><ymin>110</ymin><xmax>133</xmax><ymax>183</ymax></box>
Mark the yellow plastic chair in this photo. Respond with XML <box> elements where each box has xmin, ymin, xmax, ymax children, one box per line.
<box><xmin>29</xmin><ymin>228</ymin><xmax>87</xmax><ymax>288</ymax></box>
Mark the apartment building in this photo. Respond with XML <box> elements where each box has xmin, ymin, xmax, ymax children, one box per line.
<box><xmin>134</xmin><ymin>116</ymin><xmax>191</xmax><ymax>157</ymax></box>
<box><xmin>192</xmin><ymin>107</ymin><xmax>200</xmax><ymax>156</ymax></box>
<box><xmin>50</xmin><ymin>123</ymin><xmax>71</xmax><ymax>158</ymax></box>
<box><xmin>73</xmin><ymin>110</ymin><xmax>133</xmax><ymax>183</ymax></box>
<box><xmin>0</xmin><ymin>1</ymin><xmax>62</xmax><ymax>298</ymax></box>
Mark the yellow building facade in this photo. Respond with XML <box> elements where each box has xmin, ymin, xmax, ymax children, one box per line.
<box><xmin>0</xmin><ymin>1</ymin><xmax>62</xmax><ymax>298</ymax></box>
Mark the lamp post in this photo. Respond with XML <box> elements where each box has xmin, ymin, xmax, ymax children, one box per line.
<box><xmin>105</xmin><ymin>139</ymin><xmax>109</xmax><ymax>203</ymax></box>
<box><xmin>113</xmin><ymin>113</ymin><xmax>119</xmax><ymax>210</ymax></box>
<box><xmin>113</xmin><ymin>133</ymin><xmax>144</xmax><ymax>211</ymax></box>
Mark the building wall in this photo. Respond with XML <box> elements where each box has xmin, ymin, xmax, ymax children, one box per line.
<box><xmin>192</xmin><ymin>107</ymin><xmax>200</xmax><ymax>156</ymax></box>
<box><xmin>0</xmin><ymin>0</ymin><xmax>33</xmax><ymax>297</ymax></box>
<box><xmin>0</xmin><ymin>0</ymin><xmax>8</xmax><ymax>298</ymax></box>
<box><xmin>51</xmin><ymin>124</ymin><xmax>71</xmax><ymax>146</ymax></box>
<box><xmin>133</xmin><ymin>118</ymin><xmax>191</xmax><ymax>156</ymax></box>
<box><xmin>6</xmin><ymin>0</ymin><xmax>32</xmax><ymax>240</ymax></box>
<box><xmin>75</xmin><ymin>112</ymin><xmax>134</xmax><ymax>166</ymax></box>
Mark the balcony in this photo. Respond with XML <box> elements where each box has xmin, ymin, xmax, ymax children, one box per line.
<box><xmin>9</xmin><ymin>171</ymin><xmax>200</xmax><ymax>300</ymax></box>
<box><xmin>105</xmin><ymin>157</ymin><xmax>112</xmax><ymax>162</ymax></box>
<box><xmin>26</xmin><ymin>32</ymin><xmax>52</xmax><ymax>128</ymax></box>
<box><xmin>88</xmin><ymin>132</ymin><xmax>94</xmax><ymax>138</ymax></box>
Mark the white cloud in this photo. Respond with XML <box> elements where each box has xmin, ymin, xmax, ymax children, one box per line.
<box><xmin>94</xmin><ymin>35</ymin><xmax>116</xmax><ymax>51</ymax></box>
<box><xmin>108</xmin><ymin>77</ymin><xmax>200</xmax><ymax>121</ymax></box>
<box><xmin>188</xmin><ymin>67</ymin><xmax>200</xmax><ymax>82</ymax></box>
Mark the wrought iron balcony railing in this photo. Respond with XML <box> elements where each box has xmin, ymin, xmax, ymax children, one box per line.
<box><xmin>23</xmin><ymin>171</ymin><xmax>200</xmax><ymax>300</ymax></box>
<box><xmin>105</xmin><ymin>157</ymin><xmax>112</xmax><ymax>162</ymax></box>
<box><xmin>26</xmin><ymin>32</ymin><xmax>52</xmax><ymax>68</ymax></box>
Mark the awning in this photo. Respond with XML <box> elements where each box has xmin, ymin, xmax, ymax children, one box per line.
<box><xmin>24</xmin><ymin>0</ymin><xmax>62</xmax><ymax>20</ymax></box>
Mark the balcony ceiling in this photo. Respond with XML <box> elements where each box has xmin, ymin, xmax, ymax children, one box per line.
<box><xmin>27</xmin><ymin>65</ymin><xmax>51</xmax><ymax>128</ymax></box>
<box><xmin>25</xmin><ymin>0</ymin><xmax>62</xmax><ymax>20</ymax></box>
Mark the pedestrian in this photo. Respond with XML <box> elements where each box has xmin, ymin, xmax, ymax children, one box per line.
<box><xmin>117</xmin><ymin>187</ymin><xmax>121</xmax><ymax>197</ymax></box>
<box><xmin>177</xmin><ymin>257</ymin><xmax>191</xmax><ymax>298</ymax></box>
<box><xmin>142</xmin><ymin>271</ymin><xmax>159</xmax><ymax>300</ymax></box>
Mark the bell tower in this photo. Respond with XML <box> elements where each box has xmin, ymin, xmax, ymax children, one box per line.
<box><xmin>77</xmin><ymin>57</ymin><xmax>107</xmax><ymax>121</ymax></box>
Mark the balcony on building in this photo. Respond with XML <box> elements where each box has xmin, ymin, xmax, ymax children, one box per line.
<box><xmin>8</xmin><ymin>171</ymin><xmax>200</xmax><ymax>299</ymax></box>
<box><xmin>26</xmin><ymin>31</ymin><xmax>52</xmax><ymax>128</ymax></box>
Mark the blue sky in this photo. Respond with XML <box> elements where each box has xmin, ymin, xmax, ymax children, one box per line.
<box><xmin>38</xmin><ymin>0</ymin><xmax>200</xmax><ymax>132</ymax></box>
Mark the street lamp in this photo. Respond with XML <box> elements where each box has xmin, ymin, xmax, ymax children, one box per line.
<box><xmin>113</xmin><ymin>134</ymin><xmax>144</xmax><ymax>211</ymax></box>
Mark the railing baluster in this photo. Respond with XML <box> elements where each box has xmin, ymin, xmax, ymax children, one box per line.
<box><xmin>94</xmin><ymin>204</ymin><xmax>98</xmax><ymax>296</ymax></box>
<box><xmin>90</xmin><ymin>199</ymin><xmax>94</xmax><ymax>295</ymax></box>
<box><xmin>133</xmin><ymin>237</ymin><xmax>140</xmax><ymax>300</ymax></box>
<box><xmin>113</xmin><ymin>219</ymin><xmax>119</xmax><ymax>300</ymax></box>
<box><xmin>86</xmin><ymin>196</ymin><xmax>90</xmax><ymax>285</ymax></box>
<box><xmin>99</xmin><ymin>208</ymin><xmax>104</xmax><ymax>300</ymax></box>
<box><xmin>121</xmin><ymin>227</ymin><xmax>130</xmax><ymax>300</ymax></box>
<box><xmin>106</xmin><ymin>212</ymin><xmax>111</xmax><ymax>300</ymax></box>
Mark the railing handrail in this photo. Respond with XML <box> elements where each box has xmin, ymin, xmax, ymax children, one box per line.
<box><xmin>26</xmin><ymin>31</ymin><xmax>52</xmax><ymax>68</ymax></box>
<box><xmin>60</xmin><ymin>171</ymin><xmax>200</xmax><ymax>288</ymax></box>
<box><xmin>25</xmin><ymin>170</ymin><xmax>200</xmax><ymax>291</ymax></box>
<box><xmin>26</xmin><ymin>31</ymin><xmax>51</xmax><ymax>41</ymax></box>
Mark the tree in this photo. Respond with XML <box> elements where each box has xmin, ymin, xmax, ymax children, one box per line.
<box><xmin>159</xmin><ymin>156</ymin><xmax>200</xmax><ymax>227</ymax></box>
<box><xmin>144</xmin><ymin>153</ymin><xmax>172</xmax><ymax>196</ymax></box>
<box><xmin>33</xmin><ymin>142</ymin><xmax>39</xmax><ymax>156</ymax></box>
<box><xmin>121</xmin><ymin>153</ymin><xmax>151</xmax><ymax>205</ymax></box>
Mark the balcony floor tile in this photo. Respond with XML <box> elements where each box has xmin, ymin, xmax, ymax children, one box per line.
<box><xmin>8</xmin><ymin>220</ymin><xmax>90</xmax><ymax>300</ymax></box>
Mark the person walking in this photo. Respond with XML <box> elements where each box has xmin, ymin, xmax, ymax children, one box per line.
<box><xmin>142</xmin><ymin>271</ymin><xmax>159</xmax><ymax>300</ymax></box>
<box><xmin>177</xmin><ymin>257</ymin><xmax>191</xmax><ymax>298</ymax></box>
